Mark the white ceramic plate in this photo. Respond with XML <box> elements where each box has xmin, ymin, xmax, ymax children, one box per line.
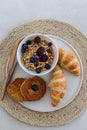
<box><xmin>9</xmin><ymin>35</ymin><xmax>83</xmax><ymax>112</ymax></box>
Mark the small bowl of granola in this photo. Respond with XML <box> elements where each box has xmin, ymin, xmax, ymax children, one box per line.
<box><xmin>17</xmin><ymin>34</ymin><xmax>58</xmax><ymax>75</ymax></box>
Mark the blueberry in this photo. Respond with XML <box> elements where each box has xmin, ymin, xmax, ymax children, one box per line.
<box><xmin>39</xmin><ymin>54</ymin><xmax>48</xmax><ymax>62</ymax></box>
<box><xmin>30</xmin><ymin>57</ymin><xmax>35</xmax><ymax>63</ymax></box>
<box><xmin>45</xmin><ymin>64</ymin><xmax>51</xmax><ymax>69</ymax></box>
<box><xmin>34</xmin><ymin>36</ymin><xmax>41</xmax><ymax>43</ymax></box>
<box><xmin>31</xmin><ymin>84</ymin><xmax>38</xmax><ymax>91</ymax></box>
<box><xmin>48</xmin><ymin>42</ymin><xmax>52</xmax><ymax>46</ymax></box>
<box><xmin>36</xmin><ymin>67</ymin><xmax>41</xmax><ymax>73</ymax></box>
<box><xmin>34</xmin><ymin>61</ymin><xmax>39</xmax><ymax>67</ymax></box>
<box><xmin>26</xmin><ymin>40</ymin><xmax>32</xmax><ymax>45</ymax></box>
<box><xmin>21</xmin><ymin>48</ymin><xmax>25</xmax><ymax>53</ymax></box>
<box><xmin>34</xmin><ymin>55</ymin><xmax>39</xmax><ymax>60</ymax></box>
<box><xmin>22</xmin><ymin>43</ymin><xmax>28</xmax><ymax>50</ymax></box>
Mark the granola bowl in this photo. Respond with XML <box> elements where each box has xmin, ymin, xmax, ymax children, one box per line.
<box><xmin>17</xmin><ymin>34</ymin><xmax>58</xmax><ymax>76</ymax></box>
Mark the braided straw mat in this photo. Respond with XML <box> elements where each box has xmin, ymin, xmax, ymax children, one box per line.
<box><xmin>0</xmin><ymin>19</ymin><xmax>87</xmax><ymax>126</ymax></box>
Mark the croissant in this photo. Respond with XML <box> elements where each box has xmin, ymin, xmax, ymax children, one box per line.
<box><xmin>48</xmin><ymin>65</ymin><xmax>66</xmax><ymax>106</ymax></box>
<box><xmin>58</xmin><ymin>48</ymin><xmax>81</xmax><ymax>75</ymax></box>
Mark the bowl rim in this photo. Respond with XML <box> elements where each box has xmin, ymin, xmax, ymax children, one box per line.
<box><xmin>17</xmin><ymin>33</ymin><xmax>58</xmax><ymax>76</ymax></box>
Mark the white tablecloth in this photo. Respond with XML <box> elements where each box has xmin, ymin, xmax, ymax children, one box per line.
<box><xmin>0</xmin><ymin>0</ymin><xmax>87</xmax><ymax>129</ymax></box>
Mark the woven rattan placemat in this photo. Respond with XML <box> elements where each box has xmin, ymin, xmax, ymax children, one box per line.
<box><xmin>0</xmin><ymin>19</ymin><xmax>87</xmax><ymax>126</ymax></box>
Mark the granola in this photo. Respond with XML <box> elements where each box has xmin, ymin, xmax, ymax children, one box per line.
<box><xmin>21</xmin><ymin>36</ymin><xmax>54</xmax><ymax>73</ymax></box>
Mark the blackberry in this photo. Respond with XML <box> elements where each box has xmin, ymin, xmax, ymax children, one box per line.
<box><xmin>34</xmin><ymin>36</ymin><xmax>41</xmax><ymax>43</ymax></box>
<box><xmin>39</xmin><ymin>54</ymin><xmax>48</xmax><ymax>62</ymax></box>
<box><xmin>36</xmin><ymin>47</ymin><xmax>45</xmax><ymax>56</ymax></box>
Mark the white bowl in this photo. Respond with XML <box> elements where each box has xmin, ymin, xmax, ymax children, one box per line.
<box><xmin>17</xmin><ymin>34</ymin><xmax>58</xmax><ymax>76</ymax></box>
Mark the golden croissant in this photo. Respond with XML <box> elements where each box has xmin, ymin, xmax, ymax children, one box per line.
<box><xmin>58</xmin><ymin>48</ymin><xmax>81</xmax><ymax>75</ymax></box>
<box><xmin>48</xmin><ymin>65</ymin><xmax>66</xmax><ymax>106</ymax></box>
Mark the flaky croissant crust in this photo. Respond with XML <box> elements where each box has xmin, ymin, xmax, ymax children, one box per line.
<box><xmin>49</xmin><ymin>65</ymin><xmax>67</xmax><ymax>106</ymax></box>
<box><xmin>58</xmin><ymin>48</ymin><xmax>81</xmax><ymax>75</ymax></box>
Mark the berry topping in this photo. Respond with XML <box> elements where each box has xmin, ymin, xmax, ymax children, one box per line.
<box><xmin>36</xmin><ymin>67</ymin><xmax>41</xmax><ymax>73</ymax></box>
<box><xmin>31</xmin><ymin>84</ymin><xmax>38</xmax><ymax>91</ymax></box>
<box><xmin>34</xmin><ymin>55</ymin><xmax>39</xmax><ymax>60</ymax></box>
<box><xmin>26</xmin><ymin>40</ymin><xmax>32</xmax><ymax>45</ymax></box>
<box><xmin>34</xmin><ymin>61</ymin><xmax>39</xmax><ymax>67</ymax></box>
<box><xmin>48</xmin><ymin>42</ymin><xmax>52</xmax><ymax>46</ymax></box>
<box><xmin>34</xmin><ymin>36</ymin><xmax>41</xmax><ymax>43</ymax></box>
<box><xmin>45</xmin><ymin>64</ymin><xmax>51</xmax><ymax>69</ymax></box>
<box><xmin>39</xmin><ymin>54</ymin><xmax>48</xmax><ymax>62</ymax></box>
<box><xmin>22</xmin><ymin>43</ymin><xmax>28</xmax><ymax>50</ymax></box>
<box><xmin>46</xmin><ymin>48</ymin><xmax>52</xmax><ymax>53</ymax></box>
<box><xmin>36</xmin><ymin>47</ymin><xmax>45</xmax><ymax>56</ymax></box>
<box><xmin>30</xmin><ymin>57</ymin><xmax>35</xmax><ymax>63</ymax></box>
